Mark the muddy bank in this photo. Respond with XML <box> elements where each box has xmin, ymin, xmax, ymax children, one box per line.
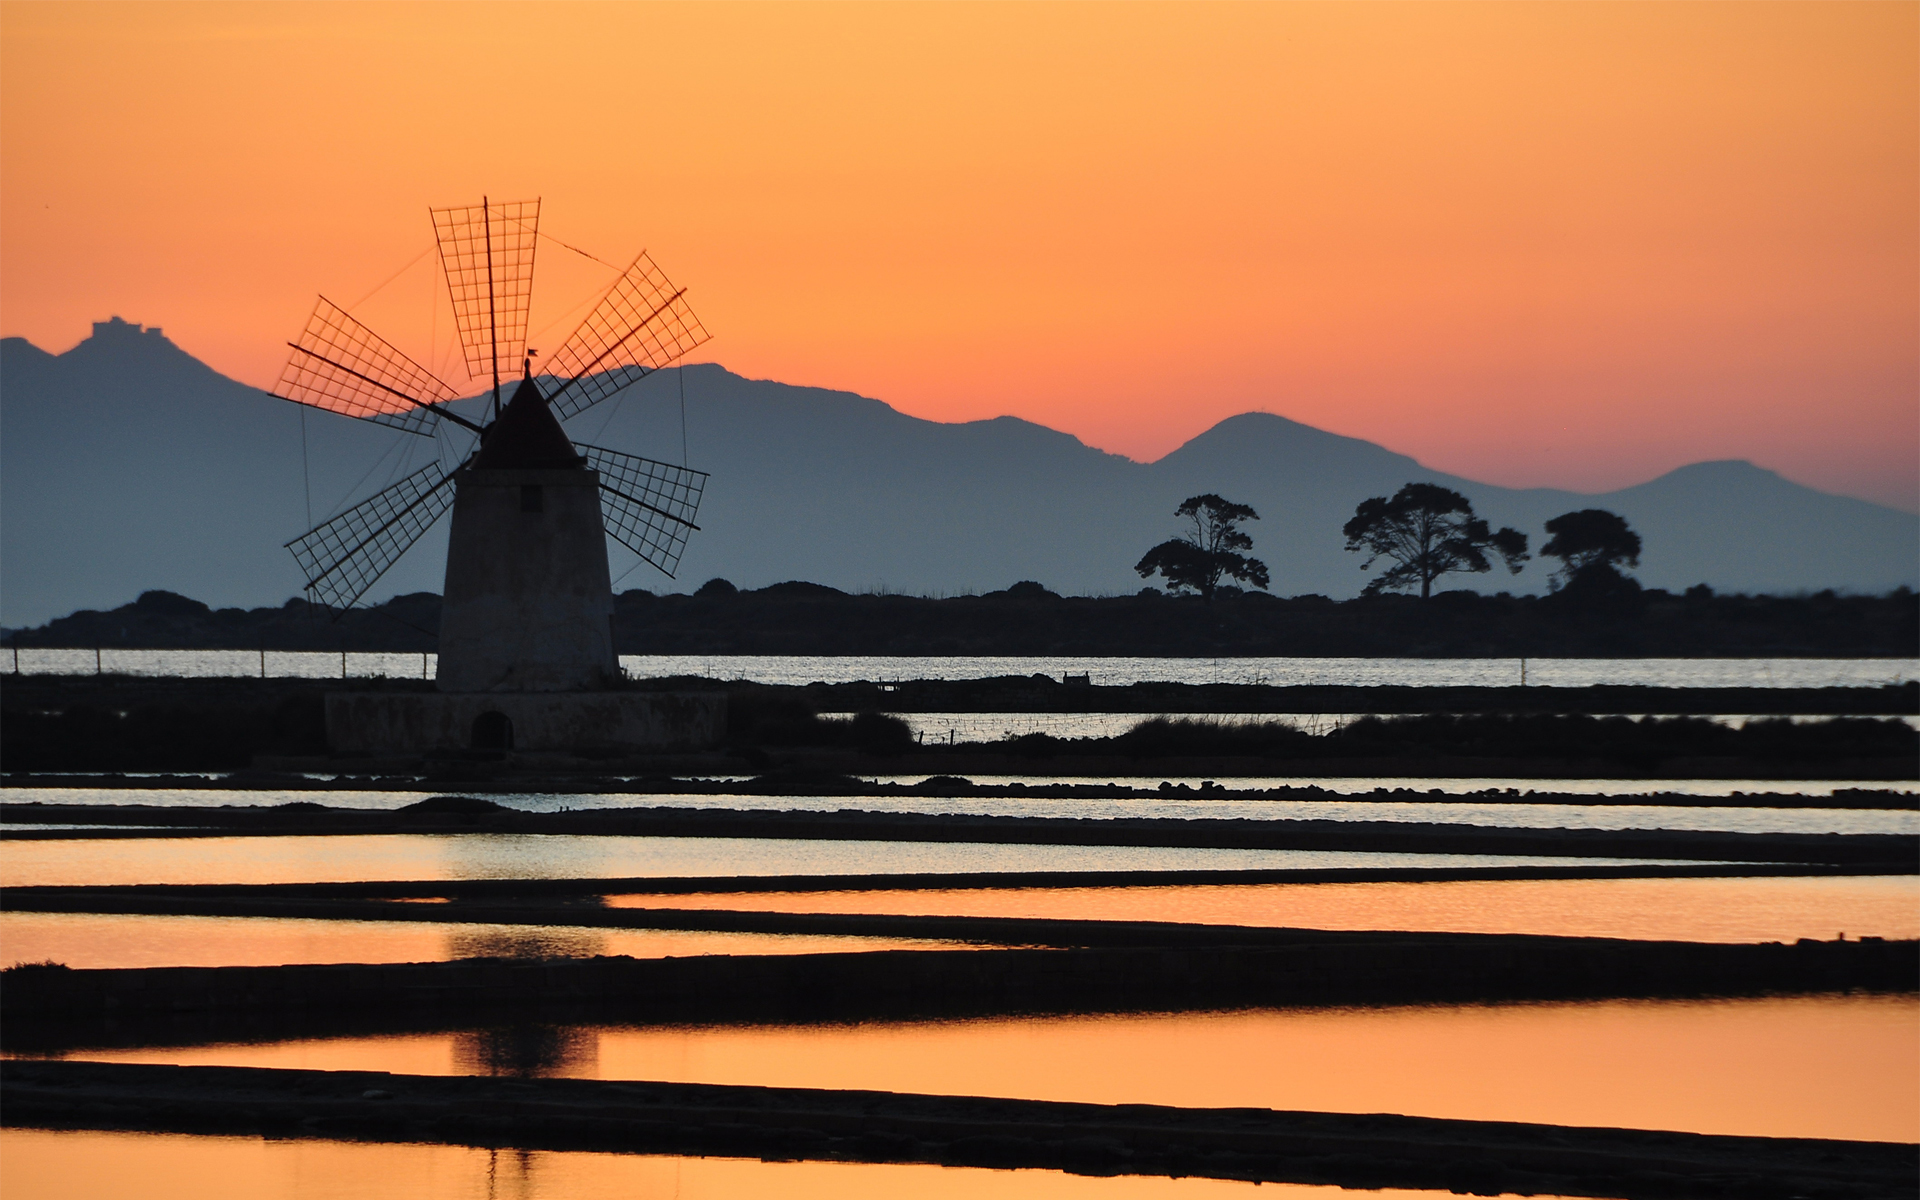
<box><xmin>3</xmin><ymin>800</ymin><xmax>1911</xmax><ymax>865</ymax></box>
<box><xmin>7</xmin><ymin>859</ymin><xmax>1888</xmax><ymax>909</ymax></box>
<box><xmin>6</xmin><ymin>887</ymin><xmax>1900</xmax><ymax>951</ymax></box>
<box><xmin>4</xmin><ymin>1060</ymin><xmax>1913</xmax><ymax>1199</ymax></box>
<box><xmin>6</xmin><ymin>674</ymin><xmax>1916</xmax><ymax>777</ymax></box>
<box><xmin>5</xmin><ymin>937</ymin><xmax>1911</xmax><ymax>1034</ymax></box>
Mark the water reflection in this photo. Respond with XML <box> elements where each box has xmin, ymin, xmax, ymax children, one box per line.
<box><xmin>453</xmin><ymin>1024</ymin><xmax>599</xmax><ymax>1079</ymax></box>
<box><xmin>442</xmin><ymin>926</ymin><xmax>609</xmax><ymax>962</ymax></box>
<box><xmin>606</xmin><ymin>875</ymin><xmax>1920</xmax><ymax>943</ymax></box>
<box><xmin>0</xmin><ymin>1129</ymin><xmax>1471</xmax><ymax>1199</ymax></box>
<box><xmin>0</xmin><ymin>912</ymin><xmax>960</xmax><ymax>971</ymax></box>
<box><xmin>0</xmin><ymin>834</ymin><xmax>1662</xmax><ymax>888</ymax></box>
<box><xmin>43</xmin><ymin>995</ymin><xmax>1917</xmax><ymax>1142</ymax></box>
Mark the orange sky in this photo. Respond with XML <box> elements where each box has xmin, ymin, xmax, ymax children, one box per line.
<box><xmin>3</xmin><ymin>1</ymin><xmax>1914</xmax><ymax>509</ymax></box>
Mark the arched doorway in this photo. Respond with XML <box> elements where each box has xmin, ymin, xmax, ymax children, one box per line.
<box><xmin>471</xmin><ymin>711</ymin><xmax>514</xmax><ymax>750</ymax></box>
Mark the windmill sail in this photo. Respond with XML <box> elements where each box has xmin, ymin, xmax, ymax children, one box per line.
<box><xmin>275</xmin><ymin>297</ymin><xmax>469</xmax><ymax>437</ymax></box>
<box><xmin>430</xmin><ymin>197</ymin><xmax>540</xmax><ymax>385</ymax></box>
<box><xmin>287</xmin><ymin>462</ymin><xmax>459</xmax><ymax>611</ymax></box>
<box><xmin>580</xmin><ymin>444</ymin><xmax>707</xmax><ymax>578</ymax></box>
<box><xmin>546</xmin><ymin>253</ymin><xmax>709</xmax><ymax>422</ymax></box>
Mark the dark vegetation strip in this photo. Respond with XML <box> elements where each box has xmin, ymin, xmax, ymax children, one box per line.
<box><xmin>1</xmin><ymin>801</ymin><xmax>1909</xmax><ymax>865</ymax></box>
<box><xmin>4</xmin><ymin>675</ymin><xmax>1916</xmax><ymax>775</ymax></box>
<box><xmin>6</xmin><ymin>1061</ymin><xmax>1914</xmax><ymax>1200</ymax></box>
<box><xmin>5</xmin><ymin>939</ymin><xmax>1911</xmax><ymax>1036</ymax></box>
<box><xmin>7</xmin><ymin>775</ymin><xmax>1916</xmax><ymax>810</ymax></box>
<box><xmin>12</xmin><ymin>583</ymin><xmax>1918</xmax><ymax>656</ymax></box>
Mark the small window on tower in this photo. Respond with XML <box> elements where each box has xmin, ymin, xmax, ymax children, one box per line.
<box><xmin>520</xmin><ymin>485</ymin><xmax>544</xmax><ymax>513</ymax></box>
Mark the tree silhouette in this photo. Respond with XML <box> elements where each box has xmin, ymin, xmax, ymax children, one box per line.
<box><xmin>1342</xmin><ymin>483</ymin><xmax>1528</xmax><ymax>599</ymax></box>
<box><xmin>1541</xmin><ymin>509</ymin><xmax>1641</xmax><ymax>589</ymax></box>
<box><xmin>1135</xmin><ymin>494</ymin><xmax>1271</xmax><ymax>602</ymax></box>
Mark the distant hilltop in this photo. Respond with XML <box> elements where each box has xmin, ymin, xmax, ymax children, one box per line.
<box><xmin>89</xmin><ymin>315</ymin><xmax>169</xmax><ymax>342</ymax></box>
<box><xmin>1</xmin><ymin>320</ymin><xmax>1916</xmax><ymax>626</ymax></box>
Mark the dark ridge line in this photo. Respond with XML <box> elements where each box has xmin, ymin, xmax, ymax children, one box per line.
<box><xmin>7</xmin><ymin>773</ymin><xmax>1919</xmax><ymax>802</ymax></box>
<box><xmin>2</xmin><ymin>1061</ymin><xmax>1913</xmax><ymax>1199</ymax></box>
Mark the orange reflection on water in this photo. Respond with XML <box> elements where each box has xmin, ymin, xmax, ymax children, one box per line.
<box><xmin>0</xmin><ymin>912</ymin><xmax>954</xmax><ymax>970</ymax></box>
<box><xmin>608</xmin><ymin>875</ymin><xmax>1920</xmax><ymax>942</ymax></box>
<box><xmin>54</xmin><ymin>996</ymin><xmax>1919</xmax><ymax>1143</ymax></box>
<box><xmin>0</xmin><ymin>1129</ymin><xmax>1476</xmax><ymax>1200</ymax></box>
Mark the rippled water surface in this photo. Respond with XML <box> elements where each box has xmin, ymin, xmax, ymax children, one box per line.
<box><xmin>0</xmin><ymin>1131</ymin><xmax>1437</xmax><ymax>1200</ymax></box>
<box><xmin>0</xmin><ymin>835</ymin><xmax>1657</xmax><ymax>888</ymax></box>
<box><xmin>607</xmin><ymin>875</ymin><xmax>1920</xmax><ymax>943</ymax></box>
<box><xmin>0</xmin><ymin>911</ymin><xmax>957</xmax><ymax>971</ymax></box>
<box><xmin>10</xmin><ymin>648</ymin><xmax>1914</xmax><ymax>688</ymax></box>
<box><xmin>40</xmin><ymin>995</ymin><xmax>1915</xmax><ymax>1142</ymax></box>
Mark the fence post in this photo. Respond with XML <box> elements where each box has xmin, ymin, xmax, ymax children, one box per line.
<box><xmin>260</xmin><ymin>648</ymin><xmax>266</xmax><ymax>679</ymax></box>
<box><xmin>341</xmin><ymin>649</ymin><xmax>347</xmax><ymax>679</ymax></box>
<box><xmin>95</xmin><ymin>647</ymin><xmax>102</xmax><ymax>675</ymax></box>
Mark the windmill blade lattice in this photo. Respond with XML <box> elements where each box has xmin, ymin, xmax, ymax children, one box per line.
<box><xmin>430</xmin><ymin>198</ymin><xmax>540</xmax><ymax>383</ymax></box>
<box><xmin>580</xmin><ymin>444</ymin><xmax>708</xmax><ymax>578</ymax></box>
<box><xmin>287</xmin><ymin>462</ymin><xmax>459</xmax><ymax>611</ymax></box>
<box><xmin>547</xmin><ymin>253</ymin><xmax>709</xmax><ymax>422</ymax></box>
<box><xmin>275</xmin><ymin>297</ymin><xmax>460</xmax><ymax>437</ymax></box>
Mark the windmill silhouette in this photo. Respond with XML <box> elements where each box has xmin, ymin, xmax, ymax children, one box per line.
<box><xmin>274</xmin><ymin>197</ymin><xmax>710</xmax><ymax>695</ymax></box>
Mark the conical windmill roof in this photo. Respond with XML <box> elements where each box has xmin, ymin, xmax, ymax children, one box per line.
<box><xmin>471</xmin><ymin>377</ymin><xmax>582</xmax><ymax>470</ymax></box>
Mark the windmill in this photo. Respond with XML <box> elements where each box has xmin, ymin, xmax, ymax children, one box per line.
<box><xmin>273</xmin><ymin>198</ymin><xmax>710</xmax><ymax>699</ymax></box>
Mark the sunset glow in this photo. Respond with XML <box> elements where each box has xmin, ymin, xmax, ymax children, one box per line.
<box><xmin>2</xmin><ymin>1</ymin><xmax>1914</xmax><ymax>506</ymax></box>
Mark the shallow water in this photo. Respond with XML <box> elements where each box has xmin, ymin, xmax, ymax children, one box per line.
<box><xmin>0</xmin><ymin>834</ymin><xmax>1661</xmax><ymax>889</ymax></box>
<box><xmin>0</xmin><ymin>1130</ymin><xmax>1471</xmax><ymax>1200</ymax></box>
<box><xmin>7</xmin><ymin>787</ymin><xmax>1913</xmax><ymax>834</ymax></box>
<box><xmin>38</xmin><ymin>995</ymin><xmax>1916</xmax><ymax>1142</ymax></box>
<box><xmin>10</xmin><ymin>648</ymin><xmax>1915</xmax><ymax>688</ymax></box>
<box><xmin>608</xmin><ymin>875</ymin><xmax>1920</xmax><ymax>943</ymax></box>
<box><xmin>0</xmin><ymin>911</ymin><xmax>959</xmax><ymax>971</ymax></box>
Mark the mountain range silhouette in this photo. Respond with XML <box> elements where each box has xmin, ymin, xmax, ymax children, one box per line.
<box><xmin>2</xmin><ymin>317</ymin><xmax>1913</xmax><ymax>626</ymax></box>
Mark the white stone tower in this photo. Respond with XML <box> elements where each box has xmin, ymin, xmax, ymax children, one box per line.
<box><xmin>435</xmin><ymin>374</ymin><xmax>619</xmax><ymax>693</ymax></box>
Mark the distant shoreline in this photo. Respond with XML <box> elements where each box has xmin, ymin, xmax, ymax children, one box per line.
<box><xmin>6</xmin><ymin>585</ymin><xmax>1916</xmax><ymax>658</ymax></box>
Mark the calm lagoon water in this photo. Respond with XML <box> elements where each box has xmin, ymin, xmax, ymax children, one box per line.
<box><xmin>7</xmin><ymin>787</ymin><xmax>1915</xmax><ymax>834</ymax></box>
<box><xmin>9</xmin><ymin>648</ymin><xmax>1916</xmax><ymax>688</ymax></box>
<box><xmin>0</xmin><ymin>1131</ymin><xmax>1468</xmax><ymax>1200</ymax></box>
<box><xmin>0</xmin><ymin>911</ymin><xmax>958</xmax><ymax>971</ymax></box>
<box><xmin>36</xmin><ymin>995</ymin><xmax>1916</xmax><ymax>1142</ymax></box>
<box><xmin>0</xmin><ymin>835</ymin><xmax>1661</xmax><ymax>889</ymax></box>
<box><xmin>607</xmin><ymin>875</ymin><xmax>1920</xmax><ymax>944</ymax></box>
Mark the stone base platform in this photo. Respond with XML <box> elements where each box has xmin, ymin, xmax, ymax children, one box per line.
<box><xmin>324</xmin><ymin>691</ymin><xmax>725</xmax><ymax>755</ymax></box>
